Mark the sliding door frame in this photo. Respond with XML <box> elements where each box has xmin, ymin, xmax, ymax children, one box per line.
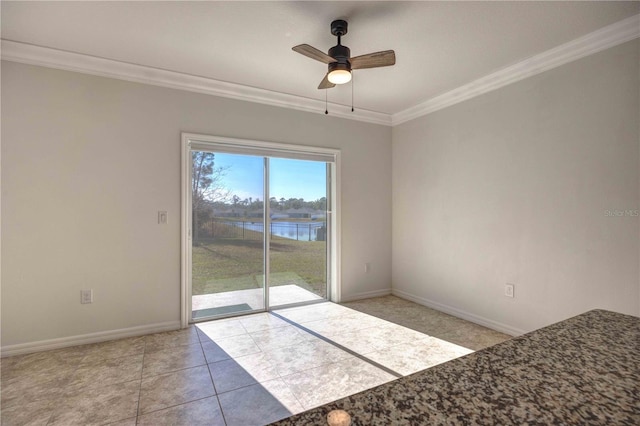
<box><xmin>180</xmin><ymin>133</ymin><xmax>341</xmax><ymax>328</ymax></box>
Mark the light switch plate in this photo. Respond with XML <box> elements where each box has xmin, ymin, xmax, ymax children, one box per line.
<box><xmin>81</xmin><ymin>289</ymin><xmax>93</xmax><ymax>304</ymax></box>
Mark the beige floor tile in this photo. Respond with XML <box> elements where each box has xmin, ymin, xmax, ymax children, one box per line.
<box><xmin>272</xmin><ymin>309</ymin><xmax>320</xmax><ymax>323</ymax></box>
<box><xmin>209</xmin><ymin>352</ymin><xmax>280</xmax><ymax>393</ymax></box>
<box><xmin>239</xmin><ymin>312</ymin><xmax>290</xmax><ymax>333</ymax></box>
<box><xmin>144</xmin><ymin>327</ymin><xmax>200</xmax><ymax>352</ymax></box>
<box><xmin>48</xmin><ymin>380</ymin><xmax>140</xmax><ymax>426</ymax></box>
<box><xmin>209</xmin><ymin>358</ymin><xmax>259</xmax><ymax>394</ymax></box>
<box><xmin>218</xmin><ymin>378</ymin><xmax>304</xmax><ymax>426</ymax></box>
<box><xmin>0</xmin><ymin>397</ymin><xmax>54</xmax><ymax>426</ymax></box>
<box><xmin>67</xmin><ymin>354</ymin><xmax>144</xmax><ymax>391</ymax></box>
<box><xmin>322</xmin><ymin>329</ymin><xmax>380</xmax><ymax>354</ymax></box>
<box><xmin>294</xmin><ymin>315</ymin><xmax>348</xmax><ymax>335</ymax></box>
<box><xmin>136</xmin><ymin>396</ymin><xmax>225</xmax><ymax>425</ymax></box>
<box><xmin>437</xmin><ymin>325</ymin><xmax>510</xmax><ymax>349</ymax></box>
<box><xmin>196</xmin><ymin>319</ymin><xmax>247</xmax><ymax>341</ymax></box>
<box><xmin>281</xmin><ymin>357</ymin><xmax>396</xmax><ymax>410</ymax></box>
<box><xmin>1</xmin><ymin>370</ymin><xmax>71</xmax><ymax>409</ymax></box>
<box><xmin>299</xmin><ymin>312</ymin><xmax>390</xmax><ymax>337</ymax></box>
<box><xmin>264</xmin><ymin>339</ymin><xmax>353</xmax><ymax>376</ymax></box>
<box><xmin>142</xmin><ymin>343</ymin><xmax>206</xmax><ymax>377</ymax></box>
<box><xmin>211</xmin><ymin>334</ymin><xmax>262</xmax><ymax>358</ymax></box>
<box><xmin>258</xmin><ymin>378</ymin><xmax>306</xmax><ymax>416</ymax></box>
<box><xmin>320</xmin><ymin>326</ymin><xmax>387</xmax><ymax>354</ymax></box>
<box><xmin>0</xmin><ymin>356</ymin><xmax>20</xmax><ymax>374</ymax></box>
<box><xmin>231</xmin><ymin>351</ymin><xmax>281</xmax><ymax>382</ymax></box>
<box><xmin>364</xmin><ymin>323</ymin><xmax>432</xmax><ymax>350</ymax></box>
<box><xmin>1</xmin><ymin>346</ymin><xmax>84</xmax><ymax>381</ymax></box>
<box><xmin>249</xmin><ymin>325</ymin><xmax>312</xmax><ymax>351</ymax></box>
<box><xmin>365</xmin><ymin>336</ymin><xmax>473</xmax><ymax>376</ymax></box>
<box><xmin>138</xmin><ymin>365</ymin><xmax>215</xmax><ymax>415</ymax></box>
<box><xmin>80</xmin><ymin>336</ymin><xmax>146</xmax><ymax>364</ymax></box>
<box><xmin>275</xmin><ymin>302</ymin><xmax>353</xmax><ymax>323</ymax></box>
<box><xmin>105</xmin><ymin>418</ymin><xmax>137</xmax><ymax>426</ymax></box>
<box><xmin>201</xmin><ymin>340</ymin><xmax>233</xmax><ymax>363</ymax></box>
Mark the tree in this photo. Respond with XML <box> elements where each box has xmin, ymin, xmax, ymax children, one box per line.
<box><xmin>269</xmin><ymin>197</ymin><xmax>278</xmax><ymax>210</ymax></box>
<box><xmin>289</xmin><ymin>198</ymin><xmax>303</xmax><ymax>209</ymax></box>
<box><xmin>192</xmin><ymin>152</ymin><xmax>230</xmax><ymax>242</ymax></box>
<box><xmin>312</xmin><ymin>197</ymin><xmax>327</xmax><ymax>211</ymax></box>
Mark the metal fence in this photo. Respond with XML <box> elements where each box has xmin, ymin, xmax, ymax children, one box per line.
<box><xmin>199</xmin><ymin>219</ymin><xmax>326</xmax><ymax>241</ymax></box>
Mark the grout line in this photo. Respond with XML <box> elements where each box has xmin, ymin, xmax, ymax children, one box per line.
<box><xmin>269</xmin><ymin>312</ymin><xmax>403</xmax><ymax>378</ymax></box>
<box><xmin>240</xmin><ymin>324</ymin><xmax>307</xmax><ymax>412</ymax></box>
<box><xmin>136</xmin><ymin>395</ymin><xmax>218</xmax><ymax>419</ymax></box>
<box><xmin>134</xmin><ymin>337</ymin><xmax>149</xmax><ymax>425</ymax></box>
<box><xmin>269</xmin><ymin>354</ymin><xmax>306</xmax><ymax>412</ymax></box>
<box><xmin>201</xmin><ymin>339</ymin><xmax>230</xmax><ymax>426</ymax></box>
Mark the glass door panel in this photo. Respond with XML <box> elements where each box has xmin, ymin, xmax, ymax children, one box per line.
<box><xmin>268</xmin><ymin>158</ymin><xmax>329</xmax><ymax>308</ymax></box>
<box><xmin>191</xmin><ymin>151</ymin><xmax>265</xmax><ymax>320</ymax></box>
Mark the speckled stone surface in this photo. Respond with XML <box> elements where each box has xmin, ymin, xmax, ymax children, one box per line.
<box><xmin>270</xmin><ymin>310</ymin><xmax>640</xmax><ymax>425</ymax></box>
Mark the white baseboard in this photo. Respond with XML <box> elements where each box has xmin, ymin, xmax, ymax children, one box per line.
<box><xmin>340</xmin><ymin>288</ymin><xmax>392</xmax><ymax>303</ymax></box>
<box><xmin>391</xmin><ymin>289</ymin><xmax>525</xmax><ymax>337</ymax></box>
<box><xmin>1</xmin><ymin>321</ymin><xmax>181</xmax><ymax>357</ymax></box>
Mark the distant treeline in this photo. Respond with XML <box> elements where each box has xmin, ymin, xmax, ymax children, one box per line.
<box><xmin>212</xmin><ymin>196</ymin><xmax>327</xmax><ymax>212</ymax></box>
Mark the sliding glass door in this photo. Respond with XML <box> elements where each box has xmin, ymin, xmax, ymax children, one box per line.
<box><xmin>268</xmin><ymin>158</ymin><xmax>328</xmax><ymax>308</ymax></box>
<box><xmin>190</xmin><ymin>152</ymin><xmax>266</xmax><ymax>319</ymax></box>
<box><xmin>183</xmin><ymin>135</ymin><xmax>337</xmax><ymax>323</ymax></box>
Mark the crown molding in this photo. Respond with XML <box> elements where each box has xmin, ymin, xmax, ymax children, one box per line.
<box><xmin>2</xmin><ymin>13</ymin><xmax>638</xmax><ymax>128</ymax></box>
<box><xmin>392</xmin><ymin>13</ymin><xmax>640</xmax><ymax>126</ymax></box>
<box><xmin>0</xmin><ymin>40</ymin><xmax>392</xmax><ymax>127</ymax></box>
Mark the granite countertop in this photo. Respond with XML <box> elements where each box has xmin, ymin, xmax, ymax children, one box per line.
<box><xmin>271</xmin><ymin>309</ymin><xmax>639</xmax><ymax>425</ymax></box>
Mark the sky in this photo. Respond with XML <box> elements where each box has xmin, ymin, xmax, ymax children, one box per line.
<box><xmin>212</xmin><ymin>153</ymin><xmax>327</xmax><ymax>202</ymax></box>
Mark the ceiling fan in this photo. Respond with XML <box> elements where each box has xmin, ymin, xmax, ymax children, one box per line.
<box><xmin>293</xmin><ymin>19</ymin><xmax>396</xmax><ymax>89</ymax></box>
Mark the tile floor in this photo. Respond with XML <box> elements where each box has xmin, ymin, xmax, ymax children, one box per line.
<box><xmin>1</xmin><ymin>297</ymin><xmax>511</xmax><ymax>426</ymax></box>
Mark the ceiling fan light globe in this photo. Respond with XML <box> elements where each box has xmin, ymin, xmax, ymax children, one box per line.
<box><xmin>327</xmin><ymin>69</ymin><xmax>352</xmax><ymax>84</ymax></box>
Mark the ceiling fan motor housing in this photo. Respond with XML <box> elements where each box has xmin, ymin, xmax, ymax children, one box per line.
<box><xmin>329</xmin><ymin>20</ymin><xmax>351</xmax><ymax>72</ymax></box>
<box><xmin>328</xmin><ymin>44</ymin><xmax>351</xmax><ymax>65</ymax></box>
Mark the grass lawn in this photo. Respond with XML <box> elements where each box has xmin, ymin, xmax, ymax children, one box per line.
<box><xmin>192</xmin><ymin>232</ymin><xmax>327</xmax><ymax>297</ymax></box>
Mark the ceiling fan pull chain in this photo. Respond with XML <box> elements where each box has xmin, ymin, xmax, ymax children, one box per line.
<box><xmin>351</xmin><ymin>73</ymin><xmax>354</xmax><ymax>112</ymax></box>
<box><xmin>325</xmin><ymin>89</ymin><xmax>328</xmax><ymax>115</ymax></box>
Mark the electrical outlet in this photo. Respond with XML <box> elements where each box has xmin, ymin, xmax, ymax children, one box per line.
<box><xmin>158</xmin><ymin>211</ymin><xmax>168</xmax><ymax>225</ymax></box>
<box><xmin>81</xmin><ymin>289</ymin><xmax>93</xmax><ymax>304</ymax></box>
<box><xmin>505</xmin><ymin>283</ymin><xmax>515</xmax><ymax>298</ymax></box>
<box><xmin>364</xmin><ymin>262</ymin><xmax>371</xmax><ymax>273</ymax></box>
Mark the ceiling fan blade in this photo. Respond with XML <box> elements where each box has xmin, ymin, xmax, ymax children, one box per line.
<box><xmin>318</xmin><ymin>74</ymin><xmax>336</xmax><ymax>90</ymax></box>
<box><xmin>293</xmin><ymin>44</ymin><xmax>336</xmax><ymax>64</ymax></box>
<box><xmin>350</xmin><ymin>50</ymin><xmax>396</xmax><ymax>69</ymax></box>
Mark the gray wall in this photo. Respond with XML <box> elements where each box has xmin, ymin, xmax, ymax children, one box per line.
<box><xmin>392</xmin><ymin>40</ymin><xmax>640</xmax><ymax>334</ymax></box>
<box><xmin>1</xmin><ymin>62</ymin><xmax>392</xmax><ymax>347</ymax></box>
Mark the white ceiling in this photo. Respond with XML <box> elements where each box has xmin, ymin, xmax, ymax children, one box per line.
<box><xmin>2</xmin><ymin>1</ymin><xmax>639</xmax><ymax>116</ymax></box>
